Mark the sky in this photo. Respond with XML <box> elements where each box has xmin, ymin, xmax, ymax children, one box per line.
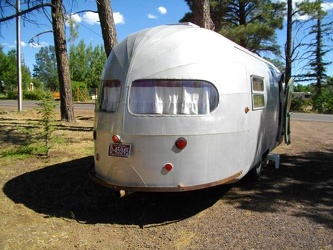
<box><xmin>0</xmin><ymin>0</ymin><xmax>333</xmax><ymax>83</ymax></box>
<box><xmin>0</xmin><ymin>0</ymin><xmax>190</xmax><ymax>70</ymax></box>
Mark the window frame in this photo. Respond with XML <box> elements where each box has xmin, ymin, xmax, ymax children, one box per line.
<box><xmin>128</xmin><ymin>79</ymin><xmax>219</xmax><ymax>116</ymax></box>
<box><xmin>251</xmin><ymin>75</ymin><xmax>265</xmax><ymax>110</ymax></box>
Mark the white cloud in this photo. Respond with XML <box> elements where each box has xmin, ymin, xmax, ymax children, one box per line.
<box><xmin>296</xmin><ymin>13</ymin><xmax>312</xmax><ymax>21</ymax></box>
<box><xmin>158</xmin><ymin>7</ymin><xmax>167</xmax><ymax>15</ymax></box>
<box><xmin>65</xmin><ymin>13</ymin><xmax>82</xmax><ymax>27</ymax></box>
<box><xmin>29</xmin><ymin>41</ymin><xmax>48</xmax><ymax>48</ymax></box>
<box><xmin>80</xmin><ymin>11</ymin><xmax>124</xmax><ymax>25</ymax></box>
<box><xmin>147</xmin><ymin>14</ymin><xmax>158</xmax><ymax>19</ymax></box>
<box><xmin>82</xmin><ymin>12</ymin><xmax>100</xmax><ymax>25</ymax></box>
<box><xmin>114</xmin><ymin>12</ymin><xmax>125</xmax><ymax>24</ymax></box>
<box><xmin>292</xmin><ymin>0</ymin><xmax>333</xmax><ymax>21</ymax></box>
<box><xmin>39</xmin><ymin>42</ymin><xmax>49</xmax><ymax>47</ymax></box>
<box><xmin>9</xmin><ymin>41</ymin><xmax>27</xmax><ymax>48</ymax></box>
<box><xmin>322</xmin><ymin>2</ymin><xmax>333</xmax><ymax>12</ymax></box>
<box><xmin>70</xmin><ymin>13</ymin><xmax>82</xmax><ymax>23</ymax></box>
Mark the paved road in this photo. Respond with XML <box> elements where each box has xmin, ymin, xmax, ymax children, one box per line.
<box><xmin>0</xmin><ymin>100</ymin><xmax>332</xmax><ymax>122</ymax></box>
<box><xmin>0</xmin><ymin>100</ymin><xmax>95</xmax><ymax>110</ymax></box>
<box><xmin>290</xmin><ymin>112</ymin><xmax>333</xmax><ymax>123</ymax></box>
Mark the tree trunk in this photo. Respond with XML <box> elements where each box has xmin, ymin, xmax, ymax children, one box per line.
<box><xmin>315</xmin><ymin>13</ymin><xmax>323</xmax><ymax>113</ymax></box>
<box><xmin>96</xmin><ymin>0</ymin><xmax>118</xmax><ymax>57</ymax></box>
<box><xmin>51</xmin><ymin>0</ymin><xmax>75</xmax><ymax>122</ymax></box>
<box><xmin>238</xmin><ymin>1</ymin><xmax>247</xmax><ymax>48</ymax></box>
<box><xmin>285</xmin><ymin>0</ymin><xmax>293</xmax><ymax>85</ymax></box>
<box><xmin>193</xmin><ymin>0</ymin><xmax>214</xmax><ymax>30</ymax></box>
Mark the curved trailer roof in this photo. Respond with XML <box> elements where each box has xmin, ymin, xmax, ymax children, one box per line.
<box><xmin>102</xmin><ymin>23</ymin><xmax>280</xmax><ymax>86</ymax></box>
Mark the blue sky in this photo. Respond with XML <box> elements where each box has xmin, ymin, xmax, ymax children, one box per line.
<box><xmin>0</xmin><ymin>0</ymin><xmax>190</xmax><ymax>70</ymax></box>
<box><xmin>0</xmin><ymin>0</ymin><xmax>332</xmax><ymax>81</ymax></box>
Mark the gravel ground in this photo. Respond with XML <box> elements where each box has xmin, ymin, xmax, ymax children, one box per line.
<box><xmin>0</xmin><ymin>110</ymin><xmax>332</xmax><ymax>249</ymax></box>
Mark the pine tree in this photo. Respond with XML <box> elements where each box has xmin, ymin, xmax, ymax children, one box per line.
<box><xmin>180</xmin><ymin>0</ymin><xmax>285</xmax><ymax>56</ymax></box>
<box><xmin>33</xmin><ymin>46</ymin><xmax>59</xmax><ymax>90</ymax></box>
<box><xmin>296</xmin><ymin>0</ymin><xmax>332</xmax><ymax>112</ymax></box>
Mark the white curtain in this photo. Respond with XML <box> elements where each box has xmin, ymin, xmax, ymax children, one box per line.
<box><xmin>101</xmin><ymin>80</ymin><xmax>121</xmax><ymax>112</ymax></box>
<box><xmin>129</xmin><ymin>80</ymin><xmax>217</xmax><ymax>115</ymax></box>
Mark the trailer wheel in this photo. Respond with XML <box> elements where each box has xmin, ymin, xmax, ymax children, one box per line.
<box><xmin>245</xmin><ymin>155</ymin><xmax>267</xmax><ymax>181</ymax></box>
<box><xmin>246</xmin><ymin>162</ymin><xmax>262</xmax><ymax>181</ymax></box>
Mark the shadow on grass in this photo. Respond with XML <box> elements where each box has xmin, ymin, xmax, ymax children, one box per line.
<box><xmin>226</xmin><ymin>149</ymin><xmax>333</xmax><ymax>229</ymax></box>
<box><xmin>0</xmin><ymin>117</ymin><xmax>92</xmax><ymax>146</ymax></box>
<box><xmin>3</xmin><ymin>150</ymin><xmax>333</xmax><ymax>229</ymax></box>
<box><xmin>3</xmin><ymin>156</ymin><xmax>230</xmax><ymax>228</ymax></box>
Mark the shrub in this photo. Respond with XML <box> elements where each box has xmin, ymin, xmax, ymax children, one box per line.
<box><xmin>36</xmin><ymin>91</ymin><xmax>56</xmax><ymax>156</ymax></box>
<box><xmin>24</xmin><ymin>89</ymin><xmax>47</xmax><ymax>100</ymax></box>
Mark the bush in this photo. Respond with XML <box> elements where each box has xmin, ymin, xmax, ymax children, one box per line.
<box><xmin>24</xmin><ymin>89</ymin><xmax>47</xmax><ymax>100</ymax></box>
<box><xmin>291</xmin><ymin>97</ymin><xmax>304</xmax><ymax>112</ymax></box>
<box><xmin>313</xmin><ymin>88</ymin><xmax>333</xmax><ymax>114</ymax></box>
<box><xmin>4</xmin><ymin>89</ymin><xmax>48</xmax><ymax>100</ymax></box>
<box><xmin>6</xmin><ymin>91</ymin><xmax>18</xmax><ymax>100</ymax></box>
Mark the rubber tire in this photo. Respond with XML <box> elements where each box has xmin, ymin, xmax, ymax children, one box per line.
<box><xmin>245</xmin><ymin>162</ymin><xmax>262</xmax><ymax>181</ymax></box>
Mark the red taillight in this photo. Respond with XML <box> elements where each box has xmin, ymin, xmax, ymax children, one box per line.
<box><xmin>112</xmin><ymin>134</ymin><xmax>122</xmax><ymax>143</ymax></box>
<box><xmin>175</xmin><ymin>137</ymin><xmax>187</xmax><ymax>150</ymax></box>
<box><xmin>164</xmin><ymin>163</ymin><xmax>173</xmax><ymax>171</ymax></box>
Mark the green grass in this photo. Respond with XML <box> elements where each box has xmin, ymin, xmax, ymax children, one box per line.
<box><xmin>1</xmin><ymin>145</ymin><xmax>48</xmax><ymax>158</ymax></box>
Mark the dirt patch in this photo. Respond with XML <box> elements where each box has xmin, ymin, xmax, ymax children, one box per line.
<box><xmin>0</xmin><ymin>109</ymin><xmax>332</xmax><ymax>249</ymax></box>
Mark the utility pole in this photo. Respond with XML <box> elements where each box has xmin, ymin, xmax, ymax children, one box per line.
<box><xmin>16</xmin><ymin>0</ymin><xmax>22</xmax><ymax>112</ymax></box>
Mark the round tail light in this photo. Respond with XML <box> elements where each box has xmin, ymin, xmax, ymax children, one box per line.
<box><xmin>164</xmin><ymin>163</ymin><xmax>173</xmax><ymax>171</ymax></box>
<box><xmin>175</xmin><ymin>137</ymin><xmax>187</xmax><ymax>150</ymax></box>
<box><xmin>112</xmin><ymin>134</ymin><xmax>122</xmax><ymax>143</ymax></box>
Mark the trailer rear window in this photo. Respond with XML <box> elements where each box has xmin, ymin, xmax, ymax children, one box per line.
<box><xmin>129</xmin><ymin>79</ymin><xmax>219</xmax><ymax>115</ymax></box>
<box><xmin>98</xmin><ymin>79</ymin><xmax>121</xmax><ymax>112</ymax></box>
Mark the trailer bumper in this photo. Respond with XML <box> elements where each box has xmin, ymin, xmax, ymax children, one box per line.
<box><xmin>88</xmin><ymin>166</ymin><xmax>242</xmax><ymax>193</ymax></box>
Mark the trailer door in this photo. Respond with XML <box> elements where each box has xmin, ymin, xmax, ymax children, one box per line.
<box><xmin>284</xmin><ymin>77</ymin><xmax>294</xmax><ymax>145</ymax></box>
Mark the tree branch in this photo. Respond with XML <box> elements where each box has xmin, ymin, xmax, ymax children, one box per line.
<box><xmin>0</xmin><ymin>3</ymin><xmax>54</xmax><ymax>23</ymax></box>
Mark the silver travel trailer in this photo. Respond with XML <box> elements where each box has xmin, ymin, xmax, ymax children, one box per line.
<box><xmin>90</xmin><ymin>23</ymin><xmax>294</xmax><ymax>194</ymax></box>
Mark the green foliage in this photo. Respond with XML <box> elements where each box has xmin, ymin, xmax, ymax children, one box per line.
<box><xmin>312</xmin><ymin>85</ymin><xmax>333</xmax><ymax>114</ymax></box>
<box><xmin>23</xmin><ymin>89</ymin><xmax>48</xmax><ymax>100</ymax></box>
<box><xmin>291</xmin><ymin>97</ymin><xmax>313</xmax><ymax>112</ymax></box>
<box><xmin>69</xmin><ymin>40</ymin><xmax>106</xmax><ymax>89</ymax></box>
<box><xmin>291</xmin><ymin>97</ymin><xmax>304</xmax><ymax>112</ymax></box>
<box><xmin>72</xmin><ymin>81</ymin><xmax>89</xmax><ymax>101</ymax></box>
<box><xmin>293</xmin><ymin>80</ymin><xmax>333</xmax><ymax>114</ymax></box>
<box><xmin>36</xmin><ymin>91</ymin><xmax>56</xmax><ymax>156</ymax></box>
<box><xmin>180</xmin><ymin>0</ymin><xmax>285</xmax><ymax>56</ymax></box>
<box><xmin>1</xmin><ymin>145</ymin><xmax>36</xmax><ymax>158</ymax></box>
<box><xmin>4</xmin><ymin>89</ymin><xmax>48</xmax><ymax>100</ymax></box>
<box><xmin>72</xmin><ymin>81</ymin><xmax>86</xmax><ymax>90</ymax></box>
<box><xmin>33</xmin><ymin>46</ymin><xmax>59</xmax><ymax>91</ymax></box>
<box><xmin>0</xmin><ymin>47</ymin><xmax>32</xmax><ymax>93</ymax></box>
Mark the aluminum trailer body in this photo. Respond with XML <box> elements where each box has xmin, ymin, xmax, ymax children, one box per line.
<box><xmin>91</xmin><ymin>23</ymin><xmax>293</xmax><ymax>192</ymax></box>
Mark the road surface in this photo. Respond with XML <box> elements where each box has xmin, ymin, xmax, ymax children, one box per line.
<box><xmin>0</xmin><ymin>100</ymin><xmax>332</xmax><ymax>122</ymax></box>
<box><xmin>0</xmin><ymin>100</ymin><xmax>95</xmax><ymax>110</ymax></box>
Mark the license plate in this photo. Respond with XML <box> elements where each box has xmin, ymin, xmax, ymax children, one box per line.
<box><xmin>109</xmin><ymin>143</ymin><xmax>131</xmax><ymax>158</ymax></box>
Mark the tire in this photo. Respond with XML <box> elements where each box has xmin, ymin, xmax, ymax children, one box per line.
<box><xmin>245</xmin><ymin>155</ymin><xmax>267</xmax><ymax>181</ymax></box>
<box><xmin>246</xmin><ymin>162</ymin><xmax>262</xmax><ymax>181</ymax></box>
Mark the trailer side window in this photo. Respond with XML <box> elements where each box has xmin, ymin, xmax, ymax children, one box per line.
<box><xmin>97</xmin><ymin>79</ymin><xmax>121</xmax><ymax>112</ymax></box>
<box><xmin>129</xmin><ymin>79</ymin><xmax>219</xmax><ymax>115</ymax></box>
<box><xmin>251</xmin><ymin>76</ymin><xmax>265</xmax><ymax>110</ymax></box>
